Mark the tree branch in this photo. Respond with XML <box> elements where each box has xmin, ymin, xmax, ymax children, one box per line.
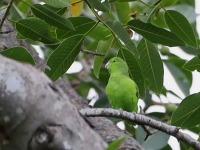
<box><xmin>139</xmin><ymin>106</ymin><xmax>157</xmax><ymax>140</ymax></box>
<box><xmin>80</xmin><ymin>108</ymin><xmax>200</xmax><ymax>150</ymax></box>
<box><xmin>0</xmin><ymin>55</ymin><xmax>106</xmax><ymax>150</ymax></box>
<box><xmin>0</xmin><ymin>13</ymin><xmax>46</xmax><ymax>71</ymax></box>
<box><xmin>81</xmin><ymin>49</ymin><xmax>105</xmax><ymax>56</ymax></box>
<box><xmin>0</xmin><ymin>29</ymin><xmax>13</xmax><ymax>34</ymax></box>
<box><xmin>0</xmin><ymin>0</ymin><xmax>14</xmax><ymax>30</ymax></box>
<box><xmin>0</xmin><ymin>18</ymin><xmax>143</xmax><ymax>150</ymax></box>
<box><xmin>55</xmin><ymin>78</ymin><xmax>144</xmax><ymax>150</ymax></box>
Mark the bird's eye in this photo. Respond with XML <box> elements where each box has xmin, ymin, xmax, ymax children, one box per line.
<box><xmin>113</xmin><ymin>60</ymin><xmax>116</xmax><ymax>62</ymax></box>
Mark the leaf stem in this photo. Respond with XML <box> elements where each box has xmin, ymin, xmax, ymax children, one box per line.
<box><xmin>0</xmin><ymin>29</ymin><xmax>14</xmax><ymax>34</ymax></box>
<box><xmin>0</xmin><ymin>5</ymin><xmax>9</xmax><ymax>11</ymax></box>
<box><xmin>146</xmin><ymin>0</ymin><xmax>162</xmax><ymax>22</ymax></box>
<box><xmin>80</xmin><ymin>108</ymin><xmax>200</xmax><ymax>150</ymax></box>
<box><xmin>138</xmin><ymin>0</ymin><xmax>150</xmax><ymax>6</ymax></box>
<box><xmin>85</xmin><ymin>0</ymin><xmax>122</xmax><ymax>49</ymax></box>
<box><xmin>84</xmin><ymin>20</ymin><xmax>99</xmax><ymax>37</ymax></box>
<box><xmin>81</xmin><ymin>49</ymin><xmax>105</xmax><ymax>56</ymax></box>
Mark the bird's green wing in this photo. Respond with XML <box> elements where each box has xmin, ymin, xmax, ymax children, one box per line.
<box><xmin>106</xmin><ymin>75</ymin><xmax>138</xmax><ymax>112</ymax></box>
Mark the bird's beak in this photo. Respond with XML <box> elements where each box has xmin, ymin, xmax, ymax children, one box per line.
<box><xmin>105</xmin><ymin>62</ymin><xmax>110</xmax><ymax>69</ymax></box>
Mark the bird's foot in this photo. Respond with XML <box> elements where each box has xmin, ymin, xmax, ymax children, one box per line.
<box><xmin>139</xmin><ymin>106</ymin><xmax>144</xmax><ymax>115</ymax></box>
<box><xmin>118</xmin><ymin>108</ymin><xmax>124</xmax><ymax>113</ymax></box>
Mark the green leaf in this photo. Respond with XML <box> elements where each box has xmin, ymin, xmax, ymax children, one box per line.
<box><xmin>106</xmin><ymin>21</ymin><xmax>139</xmax><ymax>57</ymax></box>
<box><xmin>95</xmin><ymin>68</ymin><xmax>110</xmax><ymax>86</ymax></box>
<box><xmin>136</xmin><ymin>126</ymin><xmax>170</xmax><ymax>150</ymax></box>
<box><xmin>94</xmin><ymin>94</ymin><xmax>110</xmax><ymax>108</ymax></box>
<box><xmin>171</xmin><ymin>93</ymin><xmax>200</xmax><ymax>128</ymax></box>
<box><xmin>118</xmin><ymin>48</ymin><xmax>146</xmax><ymax>98</ymax></box>
<box><xmin>183</xmin><ymin>56</ymin><xmax>200</xmax><ymax>72</ymax></box>
<box><xmin>165</xmin><ymin>10</ymin><xmax>198</xmax><ymax>48</ymax></box>
<box><xmin>165</xmin><ymin>62</ymin><xmax>190</xmax><ymax>96</ymax></box>
<box><xmin>56</xmin><ymin>7</ymin><xmax>68</xmax><ymax>16</ymax></box>
<box><xmin>93</xmin><ymin>37</ymin><xmax>114</xmax><ymax>79</ymax></box>
<box><xmin>0</xmin><ymin>47</ymin><xmax>35</xmax><ymax>65</ymax></box>
<box><xmin>56</xmin><ymin>17</ymin><xmax>96</xmax><ymax>39</ymax></box>
<box><xmin>31</xmin><ymin>4</ymin><xmax>74</xmax><ymax>30</ymax></box>
<box><xmin>127</xmin><ymin>20</ymin><xmax>186</xmax><ymax>47</ymax></box>
<box><xmin>76</xmin><ymin>82</ymin><xmax>93</xmax><ymax>98</ymax></box>
<box><xmin>17</xmin><ymin>0</ymin><xmax>31</xmax><ymax>15</ymax></box>
<box><xmin>10</xmin><ymin>3</ymin><xmax>24</xmax><ymax>20</ymax></box>
<box><xmin>169</xmin><ymin>4</ymin><xmax>196</xmax><ymax>23</ymax></box>
<box><xmin>161</xmin><ymin>0</ymin><xmax>178</xmax><ymax>7</ymax></box>
<box><xmin>87</xmin><ymin>0</ymin><xmax>110</xmax><ymax>12</ymax></box>
<box><xmin>87</xmin><ymin>24</ymin><xmax>111</xmax><ymax>41</ymax></box>
<box><xmin>15</xmin><ymin>33</ymin><xmax>26</xmax><ymax>40</ymax></box>
<box><xmin>45</xmin><ymin>34</ymin><xmax>84</xmax><ymax>81</ymax></box>
<box><xmin>42</xmin><ymin>4</ymin><xmax>68</xmax><ymax>16</ymax></box>
<box><xmin>163</xmin><ymin>53</ymin><xmax>192</xmax><ymax>85</ymax></box>
<box><xmin>108</xmin><ymin>0</ymin><xmax>118</xmax><ymax>3</ymax></box>
<box><xmin>115</xmin><ymin>2</ymin><xmax>130</xmax><ymax>24</ymax></box>
<box><xmin>15</xmin><ymin>18</ymin><xmax>54</xmax><ymax>44</ymax></box>
<box><xmin>139</xmin><ymin>5</ymin><xmax>158</xmax><ymax>23</ymax></box>
<box><xmin>137</xmin><ymin>39</ymin><xmax>163</xmax><ymax>94</ymax></box>
<box><xmin>143</xmin><ymin>132</ymin><xmax>169</xmax><ymax>149</ymax></box>
<box><xmin>106</xmin><ymin>137</ymin><xmax>126</xmax><ymax>150</ymax></box>
<box><xmin>41</xmin><ymin>0</ymin><xmax>70</xmax><ymax>8</ymax></box>
<box><xmin>151</xmin><ymin>11</ymin><xmax>167</xmax><ymax>28</ymax></box>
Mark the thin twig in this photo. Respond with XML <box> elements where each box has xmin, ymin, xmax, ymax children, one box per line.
<box><xmin>81</xmin><ymin>49</ymin><xmax>105</xmax><ymax>56</ymax></box>
<box><xmin>80</xmin><ymin>108</ymin><xmax>200</xmax><ymax>150</ymax></box>
<box><xmin>0</xmin><ymin>0</ymin><xmax>14</xmax><ymax>30</ymax></box>
<box><xmin>139</xmin><ymin>106</ymin><xmax>157</xmax><ymax>140</ymax></box>
<box><xmin>85</xmin><ymin>0</ymin><xmax>122</xmax><ymax>49</ymax></box>
<box><xmin>0</xmin><ymin>5</ymin><xmax>9</xmax><ymax>11</ymax></box>
<box><xmin>141</xmin><ymin>124</ymin><xmax>156</xmax><ymax>141</ymax></box>
<box><xmin>0</xmin><ymin>29</ymin><xmax>14</xmax><ymax>34</ymax></box>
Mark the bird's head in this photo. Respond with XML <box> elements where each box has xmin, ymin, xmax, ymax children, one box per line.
<box><xmin>105</xmin><ymin>57</ymin><xmax>129</xmax><ymax>75</ymax></box>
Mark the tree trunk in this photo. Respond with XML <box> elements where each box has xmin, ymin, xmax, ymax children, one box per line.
<box><xmin>0</xmin><ymin>13</ymin><xmax>143</xmax><ymax>150</ymax></box>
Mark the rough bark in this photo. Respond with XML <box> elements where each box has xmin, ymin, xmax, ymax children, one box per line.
<box><xmin>0</xmin><ymin>12</ymin><xmax>46</xmax><ymax>71</ymax></box>
<box><xmin>81</xmin><ymin>108</ymin><xmax>200</xmax><ymax>150</ymax></box>
<box><xmin>0</xmin><ymin>55</ymin><xmax>107</xmax><ymax>150</ymax></box>
<box><xmin>56</xmin><ymin>78</ymin><xmax>144</xmax><ymax>150</ymax></box>
<box><xmin>0</xmin><ymin>12</ymin><xmax>143</xmax><ymax>150</ymax></box>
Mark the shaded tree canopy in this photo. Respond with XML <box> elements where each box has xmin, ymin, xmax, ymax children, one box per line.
<box><xmin>0</xmin><ymin>0</ymin><xmax>200</xmax><ymax>150</ymax></box>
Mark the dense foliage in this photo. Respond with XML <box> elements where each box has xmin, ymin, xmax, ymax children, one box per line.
<box><xmin>0</xmin><ymin>0</ymin><xmax>200</xmax><ymax>149</ymax></box>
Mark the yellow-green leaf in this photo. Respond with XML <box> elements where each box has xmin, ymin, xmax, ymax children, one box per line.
<box><xmin>115</xmin><ymin>2</ymin><xmax>130</xmax><ymax>24</ymax></box>
<box><xmin>93</xmin><ymin>37</ymin><xmax>114</xmax><ymax>79</ymax></box>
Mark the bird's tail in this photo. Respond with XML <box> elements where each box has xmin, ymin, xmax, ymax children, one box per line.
<box><xmin>124</xmin><ymin>120</ymin><xmax>136</xmax><ymax>137</ymax></box>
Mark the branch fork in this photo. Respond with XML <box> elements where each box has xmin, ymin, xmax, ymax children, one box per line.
<box><xmin>80</xmin><ymin>108</ymin><xmax>200</xmax><ymax>150</ymax></box>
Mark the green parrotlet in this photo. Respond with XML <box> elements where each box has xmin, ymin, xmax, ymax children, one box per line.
<box><xmin>105</xmin><ymin>57</ymin><xmax>138</xmax><ymax>112</ymax></box>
